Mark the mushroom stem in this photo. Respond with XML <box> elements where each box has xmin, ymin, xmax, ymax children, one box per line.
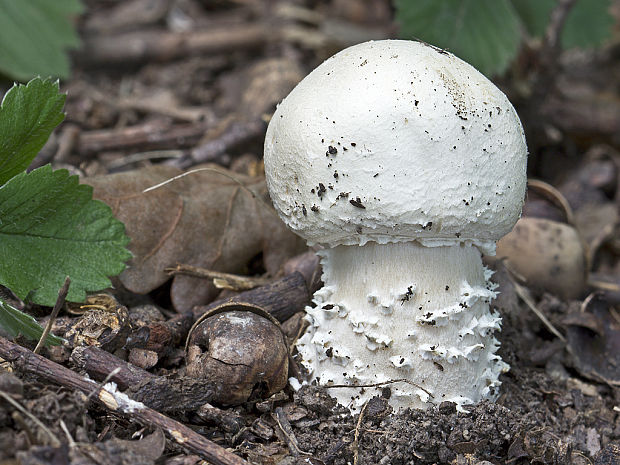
<box><xmin>296</xmin><ymin>241</ymin><xmax>509</xmax><ymax>411</ymax></box>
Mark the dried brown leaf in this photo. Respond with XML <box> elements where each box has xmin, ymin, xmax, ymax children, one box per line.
<box><xmin>564</xmin><ymin>294</ymin><xmax>620</xmax><ymax>386</ymax></box>
<box><xmin>87</xmin><ymin>164</ymin><xmax>305</xmax><ymax>311</ymax></box>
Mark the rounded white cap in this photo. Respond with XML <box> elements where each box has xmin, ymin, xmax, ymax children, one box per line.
<box><xmin>264</xmin><ymin>40</ymin><xmax>527</xmax><ymax>251</ymax></box>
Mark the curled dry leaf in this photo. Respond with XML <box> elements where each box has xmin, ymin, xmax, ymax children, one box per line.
<box><xmin>496</xmin><ymin>217</ymin><xmax>587</xmax><ymax>300</ymax></box>
<box><xmin>564</xmin><ymin>294</ymin><xmax>620</xmax><ymax>386</ymax></box>
<box><xmin>87</xmin><ymin>164</ymin><xmax>306</xmax><ymax>311</ymax></box>
<box><xmin>64</xmin><ymin>294</ymin><xmax>131</xmax><ymax>352</ymax></box>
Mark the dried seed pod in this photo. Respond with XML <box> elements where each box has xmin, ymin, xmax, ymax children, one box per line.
<box><xmin>185</xmin><ymin>303</ymin><xmax>288</xmax><ymax>405</ymax></box>
<box><xmin>496</xmin><ymin>217</ymin><xmax>587</xmax><ymax>300</ymax></box>
<box><xmin>64</xmin><ymin>294</ymin><xmax>131</xmax><ymax>351</ymax></box>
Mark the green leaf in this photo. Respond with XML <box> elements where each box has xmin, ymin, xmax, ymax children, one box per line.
<box><xmin>394</xmin><ymin>0</ymin><xmax>522</xmax><ymax>77</ymax></box>
<box><xmin>562</xmin><ymin>0</ymin><xmax>614</xmax><ymax>49</ymax></box>
<box><xmin>512</xmin><ymin>0</ymin><xmax>614</xmax><ymax>49</ymax></box>
<box><xmin>0</xmin><ymin>0</ymin><xmax>83</xmax><ymax>81</ymax></box>
<box><xmin>0</xmin><ymin>78</ymin><xmax>66</xmax><ymax>186</ymax></box>
<box><xmin>0</xmin><ymin>298</ymin><xmax>63</xmax><ymax>345</ymax></box>
<box><xmin>511</xmin><ymin>0</ymin><xmax>554</xmax><ymax>38</ymax></box>
<box><xmin>0</xmin><ymin>165</ymin><xmax>131</xmax><ymax>306</ymax></box>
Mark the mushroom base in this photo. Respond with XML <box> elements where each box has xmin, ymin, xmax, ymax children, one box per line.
<box><xmin>295</xmin><ymin>241</ymin><xmax>509</xmax><ymax>412</ymax></box>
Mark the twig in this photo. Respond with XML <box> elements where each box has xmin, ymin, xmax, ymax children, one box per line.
<box><xmin>0</xmin><ymin>337</ymin><xmax>249</xmax><ymax>465</ymax></box>
<box><xmin>184</xmin><ymin>120</ymin><xmax>264</xmax><ymax>168</ymax></box>
<box><xmin>34</xmin><ymin>276</ymin><xmax>70</xmax><ymax>354</ymax></box>
<box><xmin>59</xmin><ymin>419</ymin><xmax>77</xmax><ymax>448</ymax></box>
<box><xmin>142</xmin><ymin>166</ymin><xmax>260</xmax><ymax>200</ymax></box>
<box><xmin>527</xmin><ymin>179</ymin><xmax>575</xmax><ymax>226</ymax></box>
<box><xmin>360</xmin><ymin>428</ymin><xmax>388</xmax><ymax>434</ymax></box>
<box><xmin>54</xmin><ymin>125</ymin><xmax>81</xmax><ymax>163</ymax></box>
<box><xmin>76</xmin><ymin>121</ymin><xmax>209</xmax><ymax>156</ymax></box>
<box><xmin>71</xmin><ymin>345</ymin><xmax>215</xmax><ymax>412</ymax></box>
<box><xmin>273</xmin><ymin>406</ymin><xmax>309</xmax><ymax>457</ymax></box>
<box><xmin>165</xmin><ymin>264</ymin><xmax>270</xmax><ymax>291</ymax></box>
<box><xmin>140</xmin><ymin>165</ymin><xmax>280</xmax><ymax>224</ymax></box>
<box><xmin>325</xmin><ymin>378</ymin><xmax>433</xmax><ymax>399</ymax></box>
<box><xmin>85</xmin><ymin>367</ymin><xmax>122</xmax><ymax>403</ymax></box>
<box><xmin>0</xmin><ymin>389</ymin><xmax>61</xmax><ymax>447</ymax></box>
<box><xmin>512</xmin><ymin>280</ymin><xmax>566</xmax><ymax>342</ymax></box>
<box><xmin>106</xmin><ymin>150</ymin><xmax>185</xmax><ymax>170</ymax></box>
<box><xmin>353</xmin><ymin>400</ymin><xmax>369</xmax><ymax>465</ymax></box>
<box><xmin>587</xmin><ymin>276</ymin><xmax>620</xmax><ymax>293</ymax></box>
<box><xmin>119</xmin><ymin>273</ymin><xmax>308</xmax><ymax>362</ymax></box>
<box><xmin>116</xmin><ymin>97</ymin><xmax>209</xmax><ymax>123</ymax></box>
<box><xmin>77</xmin><ymin>25</ymin><xmax>270</xmax><ymax>66</ymax></box>
<box><xmin>72</xmin><ymin>346</ymin><xmax>157</xmax><ymax>390</ymax></box>
<box><xmin>192</xmin><ymin>272</ymin><xmax>310</xmax><ymax>323</ymax></box>
<box><xmin>534</xmin><ymin>0</ymin><xmax>578</xmax><ymax>101</ymax></box>
<box><xmin>542</xmin><ymin>0</ymin><xmax>577</xmax><ymax>54</ymax></box>
<box><xmin>579</xmin><ymin>291</ymin><xmax>600</xmax><ymax>314</ymax></box>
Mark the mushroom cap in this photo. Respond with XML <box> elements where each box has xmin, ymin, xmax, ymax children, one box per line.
<box><xmin>264</xmin><ymin>40</ymin><xmax>527</xmax><ymax>251</ymax></box>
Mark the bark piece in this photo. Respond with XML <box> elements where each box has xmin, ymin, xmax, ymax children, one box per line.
<box><xmin>71</xmin><ymin>345</ymin><xmax>215</xmax><ymax>412</ymax></box>
<box><xmin>193</xmin><ymin>272</ymin><xmax>310</xmax><ymax>324</ymax></box>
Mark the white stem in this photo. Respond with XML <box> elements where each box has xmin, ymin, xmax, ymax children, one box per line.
<box><xmin>296</xmin><ymin>242</ymin><xmax>509</xmax><ymax>411</ymax></box>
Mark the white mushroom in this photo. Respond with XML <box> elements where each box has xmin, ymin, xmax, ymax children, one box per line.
<box><xmin>264</xmin><ymin>40</ymin><xmax>527</xmax><ymax>411</ymax></box>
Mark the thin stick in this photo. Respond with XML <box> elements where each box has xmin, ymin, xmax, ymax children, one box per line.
<box><xmin>512</xmin><ymin>280</ymin><xmax>566</xmax><ymax>342</ymax></box>
<box><xmin>85</xmin><ymin>367</ymin><xmax>121</xmax><ymax>403</ymax></box>
<box><xmin>533</xmin><ymin>0</ymin><xmax>577</xmax><ymax>101</ymax></box>
<box><xmin>353</xmin><ymin>400</ymin><xmax>369</xmax><ymax>465</ymax></box>
<box><xmin>142</xmin><ymin>167</ymin><xmax>251</xmax><ymax>194</ymax></box>
<box><xmin>325</xmin><ymin>378</ymin><xmax>433</xmax><ymax>399</ymax></box>
<box><xmin>587</xmin><ymin>277</ymin><xmax>620</xmax><ymax>293</ymax></box>
<box><xmin>0</xmin><ymin>390</ymin><xmax>61</xmax><ymax>447</ymax></box>
<box><xmin>59</xmin><ymin>419</ymin><xmax>77</xmax><ymax>448</ymax></box>
<box><xmin>165</xmin><ymin>264</ymin><xmax>269</xmax><ymax>290</ymax></box>
<box><xmin>579</xmin><ymin>291</ymin><xmax>600</xmax><ymax>315</ymax></box>
<box><xmin>141</xmin><ymin>167</ymin><xmax>279</xmax><ymax>219</ymax></box>
<box><xmin>273</xmin><ymin>407</ymin><xmax>310</xmax><ymax>457</ymax></box>
<box><xmin>527</xmin><ymin>179</ymin><xmax>575</xmax><ymax>226</ymax></box>
<box><xmin>192</xmin><ymin>272</ymin><xmax>310</xmax><ymax>323</ymax></box>
<box><xmin>542</xmin><ymin>0</ymin><xmax>577</xmax><ymax>53</ymax></box>
<box><xmin>106</xmin><ymin>150</ymin><xmax>184</xmax><ymax>169</ymax></box>
<box><xmin>34</xmin><ymin>277</ymin><xmax>70</xmax><ymax>354</ymax></box>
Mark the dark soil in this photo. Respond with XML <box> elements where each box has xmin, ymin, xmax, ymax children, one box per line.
<box><xmin>2</xmin><ymin>1</ymin><xmax>620</xmax><ymax>464</ymax></box>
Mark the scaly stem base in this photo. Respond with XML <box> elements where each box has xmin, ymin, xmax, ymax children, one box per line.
<box><xmin>296</xmin><ymin>241</ymin><xmax>509</xmax><ymax>411</ymax></box>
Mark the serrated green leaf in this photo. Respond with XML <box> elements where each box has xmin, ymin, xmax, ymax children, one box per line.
<box><xmin>0</xmin><ymin>0</ymin><xmax>83</xmax><ymax>81</ymax></box>
<box><xmin>512</xmin><ymin>0</ymin><xmax>614</xmax><ymax>49</ymax></box>
<box><xmin>0</xmin><ymin>298</ymin><xmax>63</xmax><ymax>345</ymax></box>
<box><xmin>0</xmin><ymin>165</ymin><xmax>131</xmax><ymax>306</ymax></box>
<box><xmin>394</xmin><ymin>0</ymin><xmax>522</xmax><ymax>77</ymax></box>
<box><xmin>0</xmin><ymin>78</ymin><xmax>66</xmax><ymax>186</ymax></box>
